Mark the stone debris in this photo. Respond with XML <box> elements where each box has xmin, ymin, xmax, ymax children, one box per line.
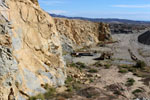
<box><xmin>98</xmin><ymin>52</ymin><xmax>113</xmax><ymax>60</ymax></box>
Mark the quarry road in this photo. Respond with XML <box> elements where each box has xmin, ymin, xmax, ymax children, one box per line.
<box><xmin>72</xmin><ymin>29</ymin><xmax>150</xmax><ymax>66</ymax></box>
<box><xmin>112</xmin><ymin>29</ymin><xmax>150</xmax><ymax>66</ymax></box>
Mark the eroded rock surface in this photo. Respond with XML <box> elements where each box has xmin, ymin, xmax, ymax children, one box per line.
<box><xmin>54</xmin><ymin>18</ymin><xmax>112</xmax><ymax>51</ymax></box>
<box><xmin>0</xmin><ymin>0</ymin><xmax>112</xmax><ymax>99</ymax></box>
<box><xmin>0</xmin><ymin>0</ymin><xmax>66</xmax><ymax>99</ymax></box>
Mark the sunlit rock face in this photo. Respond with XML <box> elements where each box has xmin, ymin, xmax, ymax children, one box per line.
<box><xmin>54</xmin><ymin>18</ymin><xmax>112</xmax><ymax>51</ymax></box>
<box><xmin>30</xmin><ymin>0</ymin><xmax>38</xmax><ymax>5</ymax></box>
<box><xmin>0</xmin><ymin>0</ymin><xmax>112</xmax><ymax>99</ymax></box>
<box><xmin>0</xmin><ymin>0</ymin><xmax>66</xmax><ymax>99</ymax></box>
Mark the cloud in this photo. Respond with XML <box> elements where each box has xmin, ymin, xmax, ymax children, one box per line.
<box><xmin>112</xmin><ymin>4</ymin><xmax>150</xmax><ymax>8</ymax></box>
<box><xmin>48</xmin><ymin>10</ymin><xmax>67</xmax><ymax>14</ymax></box>
<box><xmin>39</xmin><ymin>0</ymin><xmax>64</xmax><ymax>6</ymax></box>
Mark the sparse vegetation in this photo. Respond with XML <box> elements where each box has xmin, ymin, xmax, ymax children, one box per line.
<box><xmin>104</xmin><ymin>63</ymin><xmax>111</xmax><ymax>69</ymax></box>
<box><xmin>29</xmin><ymin>94</ymin><xmax>45</xmax><ymax>100</ymax></box>
<box><xmin>125</xmin><ymin>78</ymin><xmax>135</xmax><ymax>86</ymax></box>
<box><xmin>65</xmin><ymin>76</ymin><xmax>73</xmax><ymax>84</ymax></box>
<box><xmin>119</xmin><ymin>64</ymin><xmax>129</xmax><ymax>68</ymax></box>
<box><xmin>93</xmin><ymin>61</ymin><xmax>102</xmax><ymax>67</ymax></box>
<box><xmin>76</xmin><ymin>62</ymin><xmax>87</xmax><ymax>69</ymax></box>
<box><xmin>89</xmin><ymin>78</ymin><xmax>94</xmax><ymax>83</ymax></box>
<box><xmin>117</xmin><ymin>63</ymin><xmax>150</xmax><ymax>78</ymax></box>
<box><xmin>88</xmin><ymin>68</ymin><xmax>98</xmax><ymax>73</ymax></box>
<box><xmin>132</xmin><ymin>89</ymin><xmax>143</xmax><ymax>95</ymax></box>
<box><xmin>118</xmin><ymin>64</ymin><xmax>130</xmax><ymax>73</ymax></box>
<box><xmin>93</xmin><ymin>61</ymin><xmax>111</xmax><ymax>69</ymax></box>
<box><xmin>68</xmin><ymin>62</ymin><xmax>87</xmax><ymax>70</ymax></box>
<box><xmin>119</xmin><ymin>68</ymin><xmax>128</xmax><ymax>73</ymax></box>
<box><xmin>65</xmin><ymin>76</ymin><xmax>82</xmax><ymax>92</ymax></box>
<box><xmin>29</xmin><ymin>87</ymin><xmax>56</xmax><ymax>100</ymax></box>
<box><xmin>134</xmin><ymin>60</ymin><xmax>146</xmax><ymax>69</ymax></box>
<box><xmin>44</xmin><ymin>88</ymin><xmax>57</xmax><ymax>99</ymax></box>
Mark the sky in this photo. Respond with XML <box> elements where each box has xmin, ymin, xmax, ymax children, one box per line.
<box><xmin>38</xmin><ymin>0</ymin><xmax>150</xmax><ymax>21</ymax></box>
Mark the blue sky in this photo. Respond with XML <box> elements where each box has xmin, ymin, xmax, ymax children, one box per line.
<box><xmin>38</xmin><ymin>0</ymin><xmax>150</xmax><ymax>21</ymax></box>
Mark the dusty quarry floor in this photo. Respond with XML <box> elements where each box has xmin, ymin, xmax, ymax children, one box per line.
<box><xmin>30</xmin><ymin>29</ymin><xmax>150</xmax><ymax>100</ymax></box>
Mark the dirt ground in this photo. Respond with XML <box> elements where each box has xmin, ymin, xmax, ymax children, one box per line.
<box><xmin>62</xmin><ymin>29</ymin><xmax>150</xmax><ymax>100</ymax></box>
<box><xmin>36</xmin><ymin>29</ymin><xmax>150</xmax><ymax>100</ymax></box>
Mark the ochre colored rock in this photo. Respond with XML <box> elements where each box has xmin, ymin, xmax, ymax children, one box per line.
<box><xmin>54</xmin><ymin>18</ymin><xmax>112</xmax><ymax>49</ymax></box>
<box><xmin>0</xmin><ymin>0</ymin><xmax>65</xmax><ymax>99</ymax></box>
<box><xmin>0</xmin><ymin>0</ymin><xmax>112</xmax><ymax>99</ymax></box>
<box><xmin>30</xmin><ymin>0</ymin><xmax>39</xmax><ymax>5</ymax></box>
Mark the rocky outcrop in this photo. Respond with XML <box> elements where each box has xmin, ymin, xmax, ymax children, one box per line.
<box><xmin>138</xmin><ymin>30</ymin><xmax>150</xmax><ymax>45</ymax></box>
<box><xmin>30</xmin><ymin>0</ymin><xmax>38</xmax><ymax>5</ymax></box>
<box><xmin>0</xmin><ymin>0</ymin><xmax>66</xmax><ymax>99</ymax></box>
<box><xmin>0</xmin><ymin>0</ymin><xmax>112</xmax><ymax>99</ymax></box>
<box><xmin>54</xmin><ymin>18</ymin><xmax>112</xmax><ymax>52</ymax></box>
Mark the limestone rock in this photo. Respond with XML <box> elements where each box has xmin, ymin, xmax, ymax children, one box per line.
<box><xmin>0</xmin><ymin>0</ymin><xmax>112</xmax><ymax>99</ymax></box>
<box><xmin>54</xmin><ymin>18</ymin><xmax>112</xmax><ymax>51</ymax></box>
<box><xmin>0</xmin><ymin>0</ymin><xmax>66</xmax><ymax>99</ymax></box>
<box><xmin>30</xmin><ymin>0</ymin><xmax>38</xmax><ymax>5</ymax></box>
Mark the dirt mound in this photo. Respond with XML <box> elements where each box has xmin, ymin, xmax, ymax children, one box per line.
<box><xmin>138</xmin><ymin>31</ymin><xmax>150</xmax><ymax>45</ymax></box>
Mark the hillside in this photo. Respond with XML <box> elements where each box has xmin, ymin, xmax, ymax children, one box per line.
<box><xmin>51</xmin><ymin>14</ymin><xmax>150</xmax><ymax>34</ymax></box>
<box><xmin>138</xmin><ymin>31</ymin><xmax>150</xmax><ymax>45</ymax></box>
<box><xmin>51</xmin><ymin>14</ymin><xmax>150</xmax><ymax>25</ymax></box>
<box><xmin>54</xmin><ymin>17</ymin><xmax>112</xmax><ymax>52</ymax></box>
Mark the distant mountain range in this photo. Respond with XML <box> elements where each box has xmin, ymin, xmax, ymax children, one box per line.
<box><xmin>50</xmin><ymin>14</ymin><xmax>150</xmax><ymax>25</ymax></box>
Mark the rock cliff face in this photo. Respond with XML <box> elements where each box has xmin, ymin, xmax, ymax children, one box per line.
<box><xmin>0</xmin><ymin>0</ymin><xmax>112</xmax><ymax>99</ymax></box>
<box><xmin>0</xmin><ymin>0</ymin><xmax>65</xmax><ymax>99</ymax></box>
<box><xmin>54</xmin><ymin>18</ymin><xmax>111</xmax><ymax>51</ymax></box>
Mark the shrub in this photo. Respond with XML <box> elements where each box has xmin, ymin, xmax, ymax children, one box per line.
<box><xmin>76</xmin><ymin>62</ymin><xmax>87</xmax><ymax>69</ymax></box>
<box><xmin>126</xmin><ymin>78</ymin><xmax>135</xmax><ymax>86</ymax></box>
<box><xmin>65</xmin><ymin>76</ymin><xmax>73</xmax><ymax>84</ymax></box>
<box><xmin>119</xmin><ymin>65</ymin><xmax>129</xmax><ymax>68</ymax></box>
<box><xmin>88</xmin><ymin>68</ymin><xmax>98</xmax><ymax>73</ymax></box>
<box><xmin>66</xmin><ymin>85</ymin><xmax>73</xmax><ymax>92</ymax></box>
<box><xmin>134</xmin><ymin>60</ymin><xmax>146</xmax><ymax>69</ymax></box>
<box><xmin>44</xmin><ymin>87</ymin><xmax>56</xmax><ymax>99</ymax></box>
<box><xmin>90</xmin><ymin>79</ymin><xmax>94</xmax><ymax>82</ymax></box>
<box><xmin>69</xmin><ymin>62</ymin><xmax>86</xmax><ymax>70</ymax></box>
<box><xmin>105</xmin><ymin>64</ymin><xmax>111</xmax><ymax>69</ymax></box>
<box><xmin>93</xmin><ymin>61</ymin><xmax>103</xmax><ymax>67</ymax></box>
<box><xmin>119</xmin><ymin>68</ymin><xmax>128</xmax><ymax>73</ymax></box>
<box><xmin>132</xmin><ymin>89</ymin><xmax>143</xmax><ymax>94</ymax></box>
<box><xmin>29</xmin><ymin>94</ymin><xmax>45</xmax><ymax>100</ymax></box>
<box><xmin>29</xmin><ymin>87</ymin><xmax>56</xmax><ymax>100</ymax></box>
<box><xmin>69</xmin><ymin>63</ymin><xmax>77</xmax><ymax>68</ymax></box>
